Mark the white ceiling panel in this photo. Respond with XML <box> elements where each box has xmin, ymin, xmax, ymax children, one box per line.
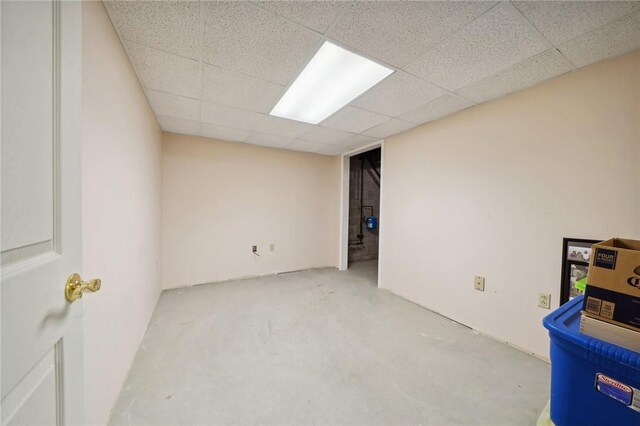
<box><xmin>254</xmin><ymin>1</ymin><xmax>346</xmax><ymax>34</ymax></box>
<box><xmin>513</xmin><ymin>1</ymin><xmax>640</xmax><ymax>46</ymax></box>
<box><xmin>321</xmin><ymin>106</ymin><xmax>389</xmax><ymax>134</ymax></box>
<box><xmin>317</xmin><ymin>144</ymin><xmax>352</xmax><ymax>156</ymax></box>
<box><xmin>103</xmin><ymin>1</ymin><xmax>200</xmax><ymax>59</ymax></box>
<box><xmin>200</xmin><ymin>123</ymin><xmax>250</xmax><ymax>143</ymax></box>
<box><xmin>201</xmin><ymin>64</ymin><xmax>284</xmax><ymax>113</ymax></box>
<box><xmin>253</xmin><ymin>115</ymin><xmax>315</xmax><ymax>139</ymax></box>
<box><xmin>147</xmin><ymin>90</ymin><xmax>199</xmax><ymax>122</ymax></box>
<box><xmin>246</xmin><ymin>132</ymin><xmax>292</xmax><ymax>149</ymax></box>
<box><xmin>200</xmin><ymin>102</ymin><xmax>264</xmax><ymax>131</ymax></box>
<box><xmin>285</xmin><ymin>139</ymin><xmax>331</xmax><ymax>154</ymax></box>
<box><xmin>327</xmin><ymin>1</ymin><xmax>497</xmax><ymax>68</ymax></box>
<box><xmin>202</xmin><ymin>1</ymin><xmax>323</xmax><ymax>86</ymax></box>
<box><xmin>404</xmin><ymin>2</ymin><xmax>550</xmax><ymax>91</ymax></box>
<box><xmin>352</xmin><ymin>71</ymin><xmax>446</xmax><ymax>117</ymax></box>
<box><xmin>157</xmin><ymin>116</ymin><xmax>200</xmax><ymax>135</ymax></box>
<box><xmin>456</xmin><ymin>49</ymin><xmax>574</xmax><ymax>104</ymax></box>
<box><xmin>298</xmin><ymin>126</ymin><xmax>354</xmax><ymax>145</ymax></box>
<box><xmin>399</xmin><ymin>94</ymin><xmax>474</xmax><ymax>125</ymax></box>
<box><xmin>125</xmin><ymin>42</ymin><xmax>200</xmax><ymax>98</ymax></box>
<box><xmin>363</xmin><ymin>118</ymin><xmax>416</xmax><ymax>139</ymax></box>
<box><xmin>559</xmin><ymin>11</ymin><xmax>640</xmax><ymax>68</ymax></box>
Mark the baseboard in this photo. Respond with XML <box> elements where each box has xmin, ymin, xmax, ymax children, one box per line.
<box><xmin>379</xmin><ymin>287</ymin><xmax>550</xmax><ymax>364</ymax></box>
<box><xmin>163</xmin><ymin>265</ymin><xmax>338</xmax><ymax>290</ymax></box>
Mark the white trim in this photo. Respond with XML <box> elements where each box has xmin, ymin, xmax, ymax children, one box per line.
<box><xmin>377</xmin><ymin>140</ymin><xmax>385</xmax><ymax>288</ymax></box>
<box><xmin>338</xmin><ymin>139</ymin><xmax>384</xmax><ymax>288</ymax></box>
<box><xmin>342</xmin><ymin>140</ymin><xmax>382</xmax><ymax>157</ymax></box>
<box><xmin>338</xmin><ymin>154</ymin><xmax>350</xmax><ymax>271</ymax></box>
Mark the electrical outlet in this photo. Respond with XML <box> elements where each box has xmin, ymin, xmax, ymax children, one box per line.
<box><xmin>538</xmin><ymin>293</ymin><xmax>551</xmax><ymax>309</ymax></box>
<box><xmin>270</xmin><ymin>244</ymin><xmax>275</xmax><ymax>252</ymax></box>
<box><xmin>474</xmin><ymin>276</ymin><xmax>485</xmax><ymax>292</ymax></box>
<box><xmin>252</xmin><ymin>245</ymin><xmax>257</xmax><ymax>253</ymax></box>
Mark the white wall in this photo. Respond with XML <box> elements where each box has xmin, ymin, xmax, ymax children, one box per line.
<box><xmin>381</xmin><ymin>50</ymin><xmax>640</xmax><ymax>359</ymax></box>
<box><xmin>81</xmin><ymin>2</ymin><xmax>162</xmax><ymax>424</ymax></box>
<box><xmin>162</xmin><ymin>133</ymin><xmax>341</xmax><ymax>289</ymax></box>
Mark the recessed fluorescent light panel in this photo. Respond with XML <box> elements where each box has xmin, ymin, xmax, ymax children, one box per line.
<box><xmin>270</xmin><ymin>42</ymin><xmax>394</xmax><ymax>124</ymax></box>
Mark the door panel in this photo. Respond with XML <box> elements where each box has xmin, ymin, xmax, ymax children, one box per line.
<box><xmin>1</xmin><ymin>345</ymin><xmax>60</xmax><ymax>425</ymax></box>
<box><xmin>1</xmin><ymin>0</ymin><xmax>54</xmax><ymax>256</ymax></box>
<box><xmin>1</xmin><ymin>1</ymin><xmax>84</xmax><ymax>425</ymax></box>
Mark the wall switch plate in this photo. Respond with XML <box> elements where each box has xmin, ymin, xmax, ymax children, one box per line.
<box><xmin>538</xmin><ymin>293</ymin><xmax>551</xmax><ymax>309</ymax></box>
<box><xmin>474</xmin><ymin>276</ymin><xmax>485</xmax><ymax>292</ymax></box>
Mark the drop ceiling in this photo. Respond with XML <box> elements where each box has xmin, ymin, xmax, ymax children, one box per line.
<box><xmin>104</xmin><ymin>1</ymin><xmax>640</xmax><ymax>156</ymax></box>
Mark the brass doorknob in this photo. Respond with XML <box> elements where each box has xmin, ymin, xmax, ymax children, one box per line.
<box><xmin>65</xmin><ymin>273</ymin><xmax>101</xmax><ymax>302</ymax></box>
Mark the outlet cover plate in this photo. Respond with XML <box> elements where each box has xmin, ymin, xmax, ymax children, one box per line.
<box><xmin>538</xmin><ymin>293</ymin><xmax>551</xmax><ymax>309</ymax></box>
<box><xmin>474</xmin><ymin>276</ymin><xmax>485</xmax><ymax>292</ymax></box>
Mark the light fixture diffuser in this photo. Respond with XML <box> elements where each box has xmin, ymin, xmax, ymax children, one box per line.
<box><xmin>270</xmin><ymin>42</ymin><xmax>394</xmax><ymax>125</ymax></box>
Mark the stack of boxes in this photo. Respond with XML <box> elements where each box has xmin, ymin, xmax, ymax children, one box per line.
<box><xmin>542</xmin><ymin>241</ymin><xmax>640</xmax><ymax>424</ymax></box>
<box><xmin>580</xmin><ymin>238</ymin><xmax>640</xmax><ymax>352</ymax></box>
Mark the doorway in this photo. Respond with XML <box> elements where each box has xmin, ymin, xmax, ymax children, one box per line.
<box><xmin>348</xmin><ymin>148</ymin><xmax>381</xmax><ymax>265</ymax></box>
<box><xmin>338</xmin><ymin>141</ymin><xmax>384</xmax><ymax>285</ymax></box>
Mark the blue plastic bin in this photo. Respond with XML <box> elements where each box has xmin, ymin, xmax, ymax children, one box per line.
<box><xmin>543</xmin><ymin>295</ymin><xmax>640</xmax><ymax>425</ymax></box>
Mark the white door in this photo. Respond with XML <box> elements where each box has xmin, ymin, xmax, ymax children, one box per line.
<box><xmin>1</xmin><ymin>1</ymin><xmax>89</xmax><ymax>425</ymax></box>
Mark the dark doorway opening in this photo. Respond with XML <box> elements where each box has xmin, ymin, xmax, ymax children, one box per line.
<box><xmin>348</xmin><ymin>148</ymin><xmax>381</xmax><ymax>267</ymax></box>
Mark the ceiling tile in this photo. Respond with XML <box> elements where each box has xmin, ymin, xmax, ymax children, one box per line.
<box><xmin>317</xmin><ymin>144</ymin><xmax>352</xmax><ymax>156</ymax></box>
<box><xmin>202</xmin><ymin>1</ymin><xmax>323</xmax><ymax>86</ymax></box>
<box><xmin>456</xmin><ymin>49</ymin><xmax>574</xmax><ymax>104</ymax></box>
<box><xmin>363</xmin><ymin>118</ymin><xmax>416</xmax><ymax>139</ymax></box>
<box><xmin>157</xmin><ymin>116</ymin><xmax>200</xmax><ymax>135</ymax></box>
<box><xmin>246</xmin><ymin>132</ymin><xmax>292</xmax><ymax>149</ymax></box>
<box><xmin>200</xmin><ymin>102</ymin><xmax>264</xmax><ymax>131</ymax></box>
<box><xmin>146</xmin><ymin>90</ymin><xmax>199</xmax><ymax>121</ymax></box>
<box><xmin>103</xmin><ymin>1</ymin><xmax>200</xmax><ymax>59</ymax></box>
<box><xmin>200</xmin><ymin>123</ymin><xmax>250</xmax><ymax>143</ymax></box>
<box><xmin>352</xmin><ymin>71</ymin><xmax>446</xmax><ymax>117</ymax></box>
<box><xmin>321</xmin><ymin>106</ymin><xmax>389</xmax><ymax>134</ymax></box>
<box><xmin>399</xmin><ymin>94</ymin><xmax>474</xmax><ymax>125</ymax></box>
<box><xmin>254</xmin><ymin>1</ymin><xmax>346</xmax><ymax>34</ymax></box>
<box><xmin>558</xmin><ymin>11</ymin><xmax>640</xmax><ymax>68</ymax></box>
<box><xmin>339</xmin><ymin>134</ymin><xmax>379</xmax><ymax>149</ymax></box>
<box><xmin>125</xmin><ymin>42</ymin><xmax>200</xmax><ymax>98</ymax></box>
<box><xmin>513</xmin><ymin>1</ymin><xmax>640</xmax><ymax>46</ymax></box>
<box><xmin>327</xmin><ymin>1</ymin><xmax>497</xmax><ymax>68</ymax></box>
<box><xmin>404</xmin><ymin>2</ymin><xmax>550</xmax><ymax>91</ymax></box>
<box><xmin>253</xmin><ymin>115</ymin><xmax>315</xmax><ymax>139</ymax></box>
<box><xmin>285</xmin><ymin>139</ymin><xmax>331</xmax><ymax>154</ymax></box>
<box><xmin>298</xmin><ymin>126</ymin><xmax>354</xmax><ymax>144</ymax></box>
<box><xmin>201</xmin><ymin>64</ymin><xmax>284</xmax><ymax>113</ymax></box>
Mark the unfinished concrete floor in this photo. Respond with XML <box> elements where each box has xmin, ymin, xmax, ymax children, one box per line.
<box><xmin>110</xmin><ymin>261</ymin><xmax>550</xmax><ymax>425</ymax></box>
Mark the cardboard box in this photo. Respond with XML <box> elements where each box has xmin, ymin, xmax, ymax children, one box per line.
<box><xmin>582</xmin><ymin>238</ymin><xmax>640</xmax><ymax>332</ymax></box>
<box><xmin>580</xmin><ymin>314</ymin><xmax>640</xmax><ymax>353</ymax></box>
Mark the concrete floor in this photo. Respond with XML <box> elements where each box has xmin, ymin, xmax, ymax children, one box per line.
<box><xmin>110</xmin><ymin>261</ymin><xmax>550</xmax><ymax>425</ymax></box>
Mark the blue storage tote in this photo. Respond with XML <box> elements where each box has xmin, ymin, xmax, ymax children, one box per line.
<box><xmin>542</xmin><ymin>295</ymin><xmax>640</xmax><ymax>426</ymax></box>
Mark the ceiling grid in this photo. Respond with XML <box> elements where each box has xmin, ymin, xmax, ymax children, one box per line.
<box><xmin>103</xmin><ymin>0</ymin><xmax>640</xmax><ymax>155</ymax></box>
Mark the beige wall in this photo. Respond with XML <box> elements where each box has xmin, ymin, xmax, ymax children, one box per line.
<box><xmin>162</xmin><ymin>133</ymin><xmax>341</xmax><ymax>288</ymax></box>
<box><xmin>81</xmin><ymin>2</ymin><xmax>162</xmax><ymax>424</ymax></box>
<box><xmin>381</xmin><ymin>50</ymin><xmax>640</xmax><ymax>359</ymax></box>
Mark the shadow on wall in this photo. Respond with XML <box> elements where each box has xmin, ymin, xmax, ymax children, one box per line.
<box><xmin>348</xmin><ymin>148</ymin><xmax>381</xmax><ymax>264</ymax></box>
